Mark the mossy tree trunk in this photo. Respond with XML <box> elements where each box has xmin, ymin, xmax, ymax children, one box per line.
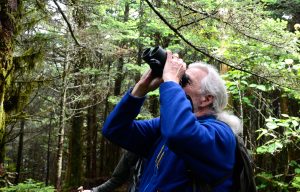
<box><xmin>0</xmin><ymin>0</ymin><xmax>19</xmax><ymax>175</ymax></box>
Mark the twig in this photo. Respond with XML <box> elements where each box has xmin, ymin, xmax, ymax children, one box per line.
<box><xmin>176</xmin><ymin>16</ymin><xmax>209</xmax><ymax>30</ymax></box>
<box><xmin>53</xmin><ymin>0</ymin><xmax>81</xmax><ymax>46</ymax></box>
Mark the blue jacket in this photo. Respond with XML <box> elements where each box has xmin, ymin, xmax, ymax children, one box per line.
<box><xmin>102</xmin><ymin>81</ymin><xmax>236</xmax><ymax>192</ymax></box>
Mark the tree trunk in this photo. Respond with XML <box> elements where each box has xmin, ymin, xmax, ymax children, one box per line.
<box><xmin>99</xmin><ymin>60</ymin><xmax>112</xmax><ymax>177</ymax></box>
<box><xmin>113</xmin><ymin>1</ymin><xmax>129</xmax><ymax>96</ymax></box>
<box><xmin>66</xmin><ymin>105</ymin><xmax>84</xmax><ymax>189</ymax></box>
<box><xmin>15</xmin><ymin>119</ymin><xmax>25</xmax><ymax>184</ymax></box>
<box><xmin>0</xmin><ymin>0</ymin><xmax>19</xmax><ymax>176</ymax></box>
<box><xmin>149</xmin><ymin>96</ymin><xmax>159</xmax><ymax>117</ymax></box>
<box><xmin>64</xmin><ymin>53</ymin><xmax>85</xmax><ymax>190</ymax></box>
<box><xmin>135</xmin><ymin>0</ymin><xmax>145</xmax><ymax>83</ymax></box>
<box><xmin>113</xmin><ymin>57</ymin><xmax>124</xmax><ymax>96</ymax></box>
<box><xmin>46</xmin><ymin>113</ymin><xmax>53</xmax><ymax>186</ymax></box>
<box><xmin>55</xmin><ymin>59</ymin><xmax>69</xmax><ymax>191</ymax></box>
<box><xmin>280</xmin><ymin>94</ymin><xmax>289</xmax><ymax>115</ymax></box>
<box><xmin>86</xmin><ymin>105</ymin><xmax>97</xmax><ymax>179</ymax></box>
<box><xmin>64</xmin><ymin>1</ymin><xmax>87</xmax><ymax>188</ymax></box>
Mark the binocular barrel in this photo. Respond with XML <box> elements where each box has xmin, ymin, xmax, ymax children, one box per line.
<box><xmin>142</xmin><ymin>46</ymin><xmax>167</xmax><ymax>77</ymax></box>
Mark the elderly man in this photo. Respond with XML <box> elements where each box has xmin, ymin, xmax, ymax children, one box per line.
<box><xmin>102</xmin><ymin>50</ymin><xmax>240</xmax><ymax>191</ymax></box>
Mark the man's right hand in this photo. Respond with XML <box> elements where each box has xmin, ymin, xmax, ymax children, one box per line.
<box><xmin>77</xmin><ymin>186</ymin><xmax>92</xmax><ymax>192</ymax></box>
<box><xmin>131</xmin><ymin>69</ymin><xmax>163</xmax><ymax>97</ymax></box>
<box><xmin>163</xmin><ymin>51</ymin><xmax>186</xmax><ymax>83</ymax></box>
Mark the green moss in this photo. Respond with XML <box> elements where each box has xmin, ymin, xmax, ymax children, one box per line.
<box><xmin>0</xmin><ymin>88</ymin><xmax>6</xmax><ymax>144</ymax></box>
<box><xmin>14</xmin><ymin>48</ymin><xmax>44</xmax><ymax>70</ymax></box>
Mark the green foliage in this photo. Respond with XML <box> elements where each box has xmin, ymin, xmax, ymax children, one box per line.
<box><xmin>256</xmin><ymin>115</ymin><xmax>300</xmax><ymax>155</ymax></box>
<box><xmin>224</xmin><ymin>70</ymin><xmax>257</xmax><ymax>108</ymax></box>
<box><xmin>136</xmin><ymin>113</ymin><xmax>154</xmax><ymax>120</ymax></box>
<box><xmin>288</xmin><ymin>161</ymin><xmax>300</xmax><ymax>190</ymax></box>
<box><xmin>124</xmin><ymin>63</ymin><xmax>149</xmax><ymax>74</ymax></box>
<box><xmin>108</xmin><ymin>95</ymin><xmax>122</xmax><ymax>105</ymax></box>
<box><xmin>256</xmin><ymin>172</ymin><xmax>289</xmax><ymax>191</ymax></box>
<box><xmin>257</xmin><ymin>161</ymin><xmax>300</xmax><ymax>191</ymax></box>
<box><xmin>0</xmin><ymin>179</ymin><xmax>55</xmax><ymax>192</ymax></box>
<box><xmin>80</xmin><ymin>67</ymin><xmax>103</xmax><ymax>76</ymax></box>
<box><xmin>256</xmin><ymin>116</ymin><xmax>300</xmax><ymax>191</ymax></box>
<box><xmin>148</xmin><ymin>89</ymin><xmax>159</xmax><ymax>97</ymax></box>
<box><xmin>292</xmin><ymin>175</ymin><xmax>300</xmax><ymax>190</ymax></box>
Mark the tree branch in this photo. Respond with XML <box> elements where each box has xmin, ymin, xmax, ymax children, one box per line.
<box><xmin>175</xmin><ymin>0</ymin><xmax>287</xmax><ymax>50</ymax></box>
<box><xmin>144</xmin><ymin>0</ymin><xmax>298</xmax><ymax>91</ymax></box>
<box><xmin>53</xmin><ymin>0</ymin><xmax>82</xmax><ymax>46</ymax></box>
<box><xmin>176</xmin><ymin>16</ymin><xmax>209</xmax><ymax>30</ymax></box>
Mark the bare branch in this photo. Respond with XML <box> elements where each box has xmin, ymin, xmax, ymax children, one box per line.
<box><xmin>53</xmin><ymin>0</ymin><xmax>82</xmax><ymax>46</ymax></box>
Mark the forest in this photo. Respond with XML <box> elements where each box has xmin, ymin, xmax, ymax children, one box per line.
<box><xmin>0</xmin><ymin>0</ymin><xmax>300</xmax><ymax>191</ymax></box>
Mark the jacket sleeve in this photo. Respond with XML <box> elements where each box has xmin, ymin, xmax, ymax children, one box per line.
<box><xmin>159</xmin><ymin>82</ymin><xmax>236</xmax><ymax>181</ymax></box>
<box><xmin>102</xmin><ymin>90</ymin><xmax>161</xmax><ymax>157</ymax></box>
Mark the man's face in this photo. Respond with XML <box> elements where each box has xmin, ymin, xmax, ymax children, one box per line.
<box><xmin>182</xmin><ymin>67</ymin><xmax>212</xmax><ymax>114</ymax></box>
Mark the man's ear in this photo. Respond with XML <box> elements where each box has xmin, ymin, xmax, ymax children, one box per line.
<box><xmin>199</xmin><ymin>95</ymin><xmax>214</xmax><ymax>107</ymax></box>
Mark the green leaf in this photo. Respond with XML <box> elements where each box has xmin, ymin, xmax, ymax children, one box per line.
<box><xmin>266</xmin><ymin>122</ymin><xmax>278</xmax><ymax>129</ymax></box>
<box><xmin>281</xmin><ymin>114</ymin><xmax>289</xmax><ymax>118</ymax></box>
<box><xmin>249</xmin><ymin>84</ymin><xmax>267</xmax><ymax>91</ymax></box>
<box><xmin>267</xmin><ymin>142</ymin><xmax>283</xmax><ymax>154</ymax></box>
<box><xmin>256</xmin><ymin>128</ymin><xmax>268</xmax><ymax>140</ymax></box>
<box><xmin>291</xmin><ymin>175</ymin><xmax>300</xmax><ymax>189</ymax></box>
<box><xmin>257</xmin><ymin>141</ymin><xmax>283</xmax><ymax>154</ymax></box>
<box><xmin>295</xmin><ymin>168</ymin><xmax>300</xmax><ymax>174</ymax></box>
<box><xmin>256</xmin><ymin>145</ymin><xmax>268</xmax><ymax>154</ymax></box>
<box><xmin>242</xmin><ymin>97</ymin><xmax>254</xmax><ymax>107</ymax></box>
<box><xmin>256</xmin><ymin>85</ymin><xmax>267</xmax><ymax>91</ymax></box>
<box><xmin>292</xmin><ymin>120</ymin><xmax>299</xmax><ymax>127</ymax></box>
<box><xmin>289</xmin><ymin>160</ymin><xmax>299</xmax><ymax>167</ymax></box>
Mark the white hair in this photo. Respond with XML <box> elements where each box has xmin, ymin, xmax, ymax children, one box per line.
<box><xmin>189</xmin><ymin>62</ymin><xmax>243</xmax><ymax>135</ymax></box>
<box><xmin>216</xmin><ymin>111</ymin><xmax>243</xmax><ymax>136</ymax></box>
<box><xmin>188</xmin><ymin>62</ymin><xmax>228</xmax><ymax>112</ymax></box>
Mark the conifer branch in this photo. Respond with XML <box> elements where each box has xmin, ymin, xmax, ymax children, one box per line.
<box><xmin>144</xmin><ymin>0</ymin><xmax>298</xmax><ymax>91</ymax></box>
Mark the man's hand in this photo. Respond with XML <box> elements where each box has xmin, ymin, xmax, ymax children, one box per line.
<box><xmin>163</xmin><ymin>51</ymin><xmax>186</xmax><ymax>83</ymax></box>
<box><xmin>131</xmin><ymin>69</ymin><xmax>163</xmax><ymax>97</ymax></box>
<box><xmin>77</xmin><ymin>186</ymin><xmax>92</xmax><ymax>192</ymax></box>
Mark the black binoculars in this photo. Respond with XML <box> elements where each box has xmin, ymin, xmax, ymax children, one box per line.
<box><xmin>142</xmin><ymin>46</ymin><xmax>167</xmax><ymax>77</ymax></box>
<box><xmin>141</xmin><ymin>46</ymin><xmax>190</xmax><ymax>87</ymax></box>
